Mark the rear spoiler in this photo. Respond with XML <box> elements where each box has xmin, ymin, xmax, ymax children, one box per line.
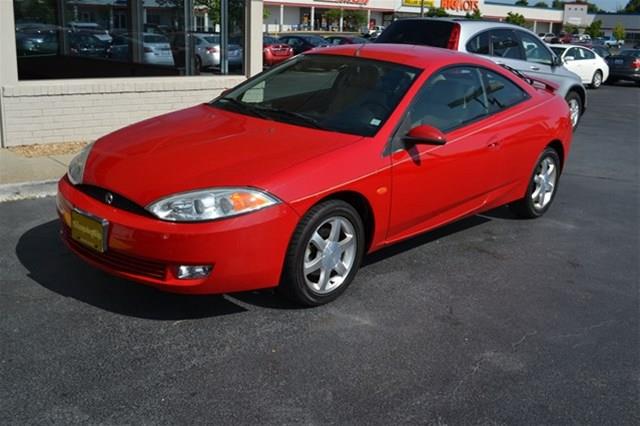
<box><xmin>498</xmin><ymin>64</ymin><xmax>559</xmax><ymax>94</ymax></box>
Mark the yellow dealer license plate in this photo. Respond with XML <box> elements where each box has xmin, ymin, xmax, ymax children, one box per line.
<box><xmin>71</xmin><ymin>210</ymin><xmax>108</xmax><ymax>253</ymax></box>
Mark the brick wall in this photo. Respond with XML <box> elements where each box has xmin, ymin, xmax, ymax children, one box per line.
<box><xmin>1</xmin><ymin>76</ymin><xmax>245</xmax><ymax>147</ymax></box>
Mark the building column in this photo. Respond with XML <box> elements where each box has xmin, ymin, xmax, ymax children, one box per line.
<box><xmin>143</xmin><ymin>7</ymin><xmax>147</xmax><ymax>24</ymax></box>
<box><xmin>339</xmin><ymin>8</ymin><xmax>343</xmax><ymax>32</ymax></box>
<box><xmin>367</xmin><ymin>9</ymin><xmax>371</xmax><ymax>29</ymax></box>
<box><xmin>204</xmin><ymin>12</ymin><xmax>209</xmax><ymax>31</ymax></box>
<box><xmin>0</xmin><ymin>0</ymin><xmax>19</xmax><ymax>147</ymax></box>
<box><xmin>279</xmin><ymin>4</ymin><xmax>284</xmax><ymax>33</ymax></box>
<box><xmin>532</xmin><ymin>21</ymin><xmax>537</xmax><ymax>33</ymax></box>
<box><xmin>246</xmin><ymin>0</ymin><xmax>263</xmax><ymax>76</ymax></box>
<box><xmin>310</xmin><ymin>6</ymin><xmax>315</xmax><ymax>31</ymax></box>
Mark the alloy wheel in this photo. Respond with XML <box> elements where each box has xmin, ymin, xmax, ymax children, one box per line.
<box><xmin>568</xmin><ymin>98</ymin><xmax>580</xmax><ymax>128</ymax></box>
<box><xmin>531</xmin><ymin>157</ymin><xmax>558</xmax><ymax>210</ymax></box>
<box><xmin>303</xmin><ymin>216</ymin><xmax>357</xmax><ymax>294</ymax></box>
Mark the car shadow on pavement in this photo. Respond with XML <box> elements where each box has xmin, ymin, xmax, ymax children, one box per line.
<box><xmin>16</xmin><ymin>220</ymin><xmax>248</xmax><ymax>320</ymax></box>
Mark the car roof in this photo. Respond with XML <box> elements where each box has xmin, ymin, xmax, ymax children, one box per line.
<box><xmin>548</xmin><ymin>44</ymin><xmax>591</xmax><ymax>49</ymax></box>
<box><xmin>394</xmin><ymin>17</ymin><xmax>527</xmax><ymax>32</ymax></box>
<box><xmin>308</xmin><ymin>43</ymin><xmax>500</xmax><ymax>70</ymax></box>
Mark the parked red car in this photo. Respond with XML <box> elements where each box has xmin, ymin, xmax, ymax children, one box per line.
<box><xmin>58</xmin><ymin>44</ymin><xmax>573</xmax><ymax>306</ymax></box>
<box><xmin>263</xmin><ymin>35</ymin><xmax>293</xmax><ymax>66</ymax></box>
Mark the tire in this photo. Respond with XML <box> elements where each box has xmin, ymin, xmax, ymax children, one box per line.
<box><xmin>195</xmin><ymin>55</ymin><xmax>202</xmax><ymax>72</ymax></box>
<box><xmin>510</xmin><ymin>147</ymin><xmax>561</xmax><ymax>219</ymax></box>
<box><xmin>590</xmin><ymin>70</ymin><xmax>603</xmax><ymax>89</ymax></box>
<box><xmin>279</xmin><ymin>200</ymin><xmax>365</xmax><ymax>306</ymax></box>
<box><xmin>565</xmin><ymin>91</ymin><xmax>582</xmax><ymax>130</ymax></box>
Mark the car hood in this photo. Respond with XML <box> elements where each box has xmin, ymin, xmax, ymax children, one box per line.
<box><xmin>82</xmin><ymin>104</ymin><xmax>362</xmax><ymax>206</ymax></box>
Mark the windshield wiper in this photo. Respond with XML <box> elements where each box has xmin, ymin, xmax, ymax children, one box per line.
<box><xmin>256</xmin><ymin>108</ymin><xmax>330</xmax><ymax>130</ymax></box>
<box><xmin>215</xmin><ymin>97</ymin><xmax>272</xmax><ymax>120</ymax></box>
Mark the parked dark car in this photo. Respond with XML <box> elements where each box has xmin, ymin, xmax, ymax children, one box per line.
<box><xmin>68</xmin><ymin>32</ymin><xmax>110</xmax><ymax>58</ymax></box>
<box><xmin>591</xmin><ymin>45</ymin><xmax>611</xmax><ymax>59</ymax></box>
<box><xmin>263</xmin><ymin>35</ymin><xmax>293</xmax><ymax>66</ymax></box>
<box><xmin>324</xmin><ymin>35</ymin><xmax>369</xmax><ymax>45</ymax></box>
<box><xmin>606</xmin><ymin>49</ymin><xmax>640</xmax><ymax>85</ymax></box>
<box><xmin>277</xmin><ymin>34</ymin><xmax>328</xmax><ymax>55</ymax></box>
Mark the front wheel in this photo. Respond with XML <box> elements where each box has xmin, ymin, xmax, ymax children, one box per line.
<box><xmin>510</xmin><ymin>148</ymin><xmax>561</xmax><ymax>219</ymax></box>
<box><xmin>279</xmin><ymin>200</ymin><xmax>365</xmax><ymax>306</ymax></box>
<box><xmin>565</xmin><ymin>91</ymin><xmax>582</xmax><ymax>130</ymax></box>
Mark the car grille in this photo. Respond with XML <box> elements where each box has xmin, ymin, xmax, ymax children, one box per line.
<box><xmin>62</xmin><ymin>226</ymin><xmax>167</xmax><ymax>280</ymax></box>
<box><xmin>76</xmin><ymin>185</ymin><xmax>152</xmax><ymax>217</ymax></box>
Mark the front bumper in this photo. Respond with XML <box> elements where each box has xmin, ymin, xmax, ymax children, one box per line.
<box><xmin>57</xmin><ymin>177</ymin><xmax>299</xmax><ymax>294</ymax></box>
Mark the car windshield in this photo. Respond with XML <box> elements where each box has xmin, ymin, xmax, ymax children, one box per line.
<box><xmin>550</xmin><ymin>47</ymin><xmax>567</xmax><ymax>56</ymax></box>
<box><xmin>264</xmin><ymin>36</ymin><xmax>277</xmax><ymax>44</ymax></box>
<box><xmin>211</xmin><ymin>54</ymin><xmax>420</xmax><ymax>137</ymax></box>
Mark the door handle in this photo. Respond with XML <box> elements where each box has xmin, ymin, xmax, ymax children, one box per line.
<box><xmin>487</xmin><ymin>140</ymin><xmax>500</xmax><ymax>149</ymax></box>
<box><xmin>530</xmin><ymin>66</ymin><xmax>540</xmax><ymax>71</ymax></box>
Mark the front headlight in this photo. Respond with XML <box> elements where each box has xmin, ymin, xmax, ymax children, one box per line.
<box><xmin>67</xmin><ymin>142</ymin><xmax>94</xmax><ymax>185</ymax></box>
<box><xmin>146</xmin><ymin>188</ymin><xmax>280</xmax><ymax>222</ymax></box>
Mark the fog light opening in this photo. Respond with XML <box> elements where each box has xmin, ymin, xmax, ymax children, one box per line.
<box><xmin>176</xmin><ymin>265</ymin><xmax>212</xmax><ymax>280</ymax></box>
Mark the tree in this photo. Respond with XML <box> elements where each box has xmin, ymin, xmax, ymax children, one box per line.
<box><xmin>586</xmin><ymin>2</ymin><xmax>601</xmax><ymax>13</ymax></box>
<box><xmin>515</xmin><ymin>0</ymin><xmax>528</xmax><ymax>5</ymax></box>
<box><xmin>563</xmin><ymin>23</ymin><xmax>578</xmax><ymax>34</ymax></box>
<box><xmin>534</xmin><ymin>1</ymin><xmax>549</xmax><ymax>7</ymax></box>
<box><xmin>425</xmin><ymin>8</ymin><xmax>450</xmax><ymax>17</ymax></box>
<box><xmin>552</xmin><ymin>0</ymin><xmax>564</xmax><ymax>9</ymax></box>
<box><xmin>613</xmin><ymin>23</ymin><xmax>625</xmax><ymax>41</ymax></box>
<box><xmin>465</xmin><ymin>9</ymin><xmax>483</xmax><ymax>20</ymax></box>
<box><xmin>584</xmin><ymin>19</ymin><xmax>603</xmax><ymax>38</ymax></box>
<box><xmin>624</xmin><ymin>0</ymin><xmax>640</xmax><ymax>12</ymax></box>
<box><xmin>505</xmin><ymin>12</ymin><xmax>526</xmax><ymax>27</ymax></box>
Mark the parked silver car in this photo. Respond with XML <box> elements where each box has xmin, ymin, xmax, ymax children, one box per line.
<box><xmin>376</xmin><ymin>19</ymin><xmax>587</xmax><ymax>129</ymax></box>
<box><xmin>110</xmin><ymin>32</ymin><xmax>175</xmax><ymax>66</ymax></box>
<box><xmin>192</xmin><ymin>33</ymin><xmax>242</xmax><ymax>70</ymax></box>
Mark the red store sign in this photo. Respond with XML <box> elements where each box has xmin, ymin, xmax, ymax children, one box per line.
<box><xmin>441</xmin><ymin>0</ymin><xmax>479</xmax><ymax>12</ymax></box>
<box><xmin>314</xmin><ymin>0</ymin><xmax>370</xmax><ymax>5</ymax></box>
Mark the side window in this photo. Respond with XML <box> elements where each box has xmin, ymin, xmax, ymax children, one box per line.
<box><xmin>582</xmin><ymin>48</ymin><xmax>595</xmax><ymax>60</ymax></box>
<box><xmin>407</xmin><ymin>67</ymin><xmax>489</xmax><ymax>133</ymax></box>
<box><xmin>490</xmin><ymin>29</ymin><xmax>524</xmax><ymax>60</ymax></box>
<box><xmin>467</xmin><ymin>31</ymin><xmax>490</xmax><ymax>55</ymax></box>
<box><xmin>517</xmin><ymin>31</ymin><xmax>553</xmax><ymax>65</ymax></box>
<box><xmin>482</xmin><ymin>70</ymin><xmax>529</xmax><ymax>114</ymax></box>
<box><xmin>566</xmin><ymin>47</ymin><xmax>580</xmax><ymax>60</ymax></box>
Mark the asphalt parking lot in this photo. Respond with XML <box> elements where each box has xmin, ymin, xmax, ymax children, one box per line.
<box><xmin>1</xmin><ymin>84</ymin><xmax>638</xmax><ymax>425</ymax></box>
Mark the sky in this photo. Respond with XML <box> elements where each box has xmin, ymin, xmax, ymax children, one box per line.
<box><xmin>500</xmin><ymin>0</ymin><xmax>633</xmax><ymax>12</ymax></box>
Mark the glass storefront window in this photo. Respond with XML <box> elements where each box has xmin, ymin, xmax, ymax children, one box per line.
<box><xmin>13</xmin><ymin>0</ymin><xmax>245</xmax><ymax>80</ymax></box>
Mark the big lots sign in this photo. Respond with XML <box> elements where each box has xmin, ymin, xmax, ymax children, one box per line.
<box><xmin>441</xmin><ymin>0</ymin><xmax>480</xmax><ymax>12</ymax></box>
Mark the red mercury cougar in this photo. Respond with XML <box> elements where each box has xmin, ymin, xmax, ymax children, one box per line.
<box><xmin>58</xmin><ymin>44</ymin><xmax>573</xmax><ymax>306</ymax></box>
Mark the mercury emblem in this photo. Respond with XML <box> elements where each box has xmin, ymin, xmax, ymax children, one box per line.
<box><xmin>105</xmin><ymin>192</ymin><xmax>114</xmax><ymax>205</ymax></box>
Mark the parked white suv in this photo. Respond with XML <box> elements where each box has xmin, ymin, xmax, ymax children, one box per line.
<box><xmin>375</xmin><ymin>19</ymin><xmax>587</xmax><ymax>129</ymax></box>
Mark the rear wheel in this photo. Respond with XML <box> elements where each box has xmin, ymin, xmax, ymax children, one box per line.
<box><xmin>510</xmin><ymin>147</ymin><xmax>561</xmax><ymax>219</ymax></box>
<box><xmin>591</xmin><ymin>70</ymin><xmax>603</xmax><ymax>89</ymax></box>
<box><xmin>279</xmin><ymin>200</ymin><xmax>365</xmax><ymax>306</ymax></box>
<box><xmin>565</xmin><ymin>91</ymin><xmax>582</xmax><ymax>129</ymax></box>
<box><xmin>195</xmin><ymin>55</ymin><xmax>202</xmax><ymax>71</ymax></box>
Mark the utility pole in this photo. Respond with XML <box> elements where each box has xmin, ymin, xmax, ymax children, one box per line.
<box><xmin>420</xmin><ymin>0</ymin><xmax>425</xmax><ymax>17</ymax></box>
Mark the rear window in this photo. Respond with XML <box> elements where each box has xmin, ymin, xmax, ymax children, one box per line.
<box><xmin>620</xmin><ymin>50</ymin><xmax>640</xmax><ymax>57</ymax></box>
<box><xmin>303</xmin><ymin>36</ymin><xmax>327</xmax><ymax>46</ymax></box>
<box><xmin>203</xmin><ymin>35</ymin><xmax>220</xmax><ymax>44</ymax></box>
<box><xmin>143</xmin><ymin>35</ymin><xmax>168</xmax><ymax>43</ymax></box>
<box><xmin>374</xmin><ymin>19</ymin><xmax>456</xmax><ymax>48</ymax></box>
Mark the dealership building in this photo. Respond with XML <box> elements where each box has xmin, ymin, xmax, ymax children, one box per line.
<box><xmin>0</xmin><ymin>0</ymin><xmax>638</xmax><ymax>148</ymax></box>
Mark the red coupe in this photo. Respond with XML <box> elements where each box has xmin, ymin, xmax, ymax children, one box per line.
<box><xmin>58</xmin><ymin>44</ymin><xmax>573</xmax><ymax>306</ymax></box>
<box><xmin>263</xmin><ymin>35</ymin><xmax>293</xmax><ymax>67</ymax></box>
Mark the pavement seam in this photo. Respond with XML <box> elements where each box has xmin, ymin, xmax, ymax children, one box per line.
<box><xmin>0</xmin><ymin>179</ymin><xmax>58</xmax><ymax>203</ymax></box>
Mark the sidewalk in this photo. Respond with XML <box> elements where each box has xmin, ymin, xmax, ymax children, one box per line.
<box><xmin>0</xmin><ymin>148</ymin><xmax>78</xmax><ymax>202</ymax></box>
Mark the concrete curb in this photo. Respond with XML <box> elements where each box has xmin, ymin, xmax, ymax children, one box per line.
<box><xmin>0</xmin><ymin>179</ymin><xmax>58</xmax><ymax>203</ymax></box>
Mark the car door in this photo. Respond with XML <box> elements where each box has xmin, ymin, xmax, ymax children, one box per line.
<box><xmin>565</xmin><ymin>47</ymin><xmax>588</xmax><ymax>82</ymax></box>
<box><xmin>387</xmin><ymin>66</ymin><xmax>499</xmax><ymax>241</ymax></box>
<box><xmin>579</xmin><ymin>47</ymin><xmax>598</xmax><ymax>81</ymax></box>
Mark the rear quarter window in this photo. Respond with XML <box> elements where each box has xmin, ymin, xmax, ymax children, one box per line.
<box><xmin>374</xmin><ymin>20</ymin><xmax>455</xmax><ymax>48</ymax></box>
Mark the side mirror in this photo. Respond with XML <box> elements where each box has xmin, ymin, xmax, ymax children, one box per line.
<box><xmin>552</xmin><ymin>55</ymin><xmax>563</xmax><ymax>66</ymax></box>
<box><xmin>403</xmin><ymin>125</ymin><xmax>446</xmax><ymax>146</ymax></box>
